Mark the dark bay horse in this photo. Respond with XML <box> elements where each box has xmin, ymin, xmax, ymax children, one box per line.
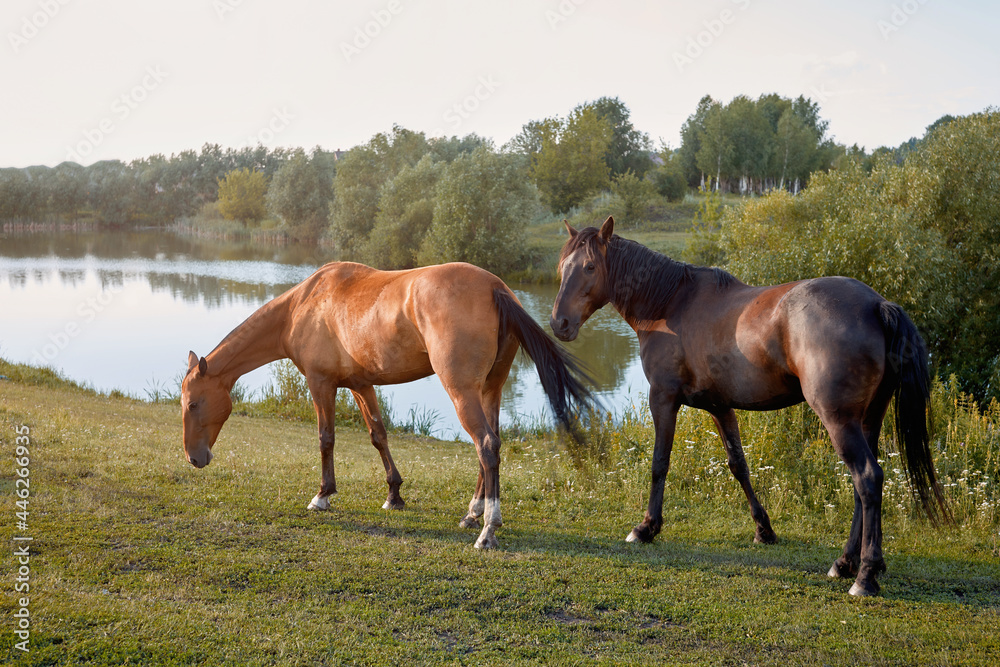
<box><xmin>550</xmin><ymin>216</ymin><xmax>947</xmax><ymax>596</ymax></box>
<box><xmin>182</xmin><ymin>261</ymin><xmax>592</xmax><ymax>549</ymax></box>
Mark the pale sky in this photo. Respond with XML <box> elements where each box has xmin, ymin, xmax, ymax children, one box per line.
<box><xmin>2</xmin><ymin>0</ymin><xmax>997</xmax><ymax>168</ymax></box>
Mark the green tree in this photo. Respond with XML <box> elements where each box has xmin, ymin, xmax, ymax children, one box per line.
<box><xmin>359</xmin><ymin>155</ymin><xmax>443</xmax><ymax>269</ymax></box>
<box><xmin>531</xmin><ymin>107</ymin><xmax>612</xmax><ymax>214</ymax></box>
<box><xmin>911</xmin><ymin>109</ymin><xmax>1000</xmax><ymax>395</ymax></box>
<box><xmin>575</xmin><ymin>96</ymin><xmax>653</xmax><ymax>178</ymax></box>
<box><xmin>330</xmin><ymin>126</ymin><xmax>430</xmax><ymax>254</ymax></box>
<box><xmin>418</xmin><ymin>145</ymin><xmax>537</xmax><ymax>275</ymax></box>
<box><xmin>651</xmin><ymin>151</ymin><xmax>688</xmax><ymax>203</ymax></box>
<box><xmin>49</xmin><ymin>162</ymin><xmax>87</xmax><ymax>220</ymax></box>
<box><xmin>696</xmin><ymin>100</ymin><xmax>732</xmax><ymax>191</ymax></box>
<box><xmin>266</xmin><ymin>148</ymin><xmax>334</xmax><ymax>240</ymax></box>
<box><xmin>773</xmin><ymin>109</ymin><xmax>815</xmax><ymax>191</ymax></box>
<box><xmin>678</xmin><ymin>95</ymin><xmax>717</xmax><ymax>188</ymax></box>
<box><xmin>610</xmin><ymin>170</ymin><xmax>657</xmax><ymax>227</ymax></box>
<box><xmin>217</xmin><ymin>168</ymin><xmax>269</xmax><ymax>225</ymax></box>
<box><xmin>725</xmin><ymin>95</ymin><xmax>774</xmax><ymax>194</ymax></box>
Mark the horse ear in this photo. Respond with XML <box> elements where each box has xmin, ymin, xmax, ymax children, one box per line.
<box><xmin>187</xmin><ymin>351</ymin><xmax>199</xmax><ymax>372</ymax></box>
<box><xmin>198</xmin><ymin>357</ymin><xmax>208</xmax><ymax>376</ymax></box>
<box><xmin>600</xmin><ymin>216</ymin><xmax>615</xmax><ymax>242</ymax></box>
<box><xmin>563</xmin><ymin>219</ymin><xmax>579</xmax><ymax>238</ymax></box>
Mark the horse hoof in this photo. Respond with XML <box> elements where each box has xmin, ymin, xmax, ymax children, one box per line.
<box><xmin>848</xmin><ymin>581</ymin><xmax>879</xmax><ymax>597</ymax></box>
<box><xmin>459</xmin><ymin>516</ymin><xmax>481</xmax><ymax>529</ymax></box>
<box><xmin>475</xmin><ymin>533</ymin><xmax>499</xmax><ymax>550</ymax></box>
<box><xmin>828</xmin><ymin>558</ymin><xmax>859</xmax><ymax>579</ymax></box>
<box><xmin>754</xmin><ymin>529</ymin><xmax>778</xmax><ymax>545</ymax></box>
<box><xmin>307</xmin><ymin>495</ymin><xmax>330</xmax><ymax>511</ymax></box>
<box><xmin>626</xmin><ymin>525</ymin><xmax>655</xmax><ymax>544</ymax></box>
<box><xmin>382</xmin><ymin>498</ymin><xmax>405</xmax><ymax>510</ymax></box>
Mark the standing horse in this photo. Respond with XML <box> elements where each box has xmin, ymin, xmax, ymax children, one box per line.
<box><xmin>182</xmin><ymin>261</ymin><xmax>591</xmax><ymax>550</ymax></box>
<box><xmin>550</xmin><ymin>216</ymin><xmax>947</xmax><ymax>596</ymax></box>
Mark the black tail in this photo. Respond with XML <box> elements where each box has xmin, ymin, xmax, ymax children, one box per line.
<box><xmin>493</xmin><ymin>288</ymin><xmax>595</xmax><ymax>436</ymax></box>
<box><xmin>880</xmin><ymin>301</ymin><xmax>950</xmax><ymax>525</ymax></box>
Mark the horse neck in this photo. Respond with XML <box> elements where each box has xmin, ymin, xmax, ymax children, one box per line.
<box><xmin>206</xmin><ymin>295</ymin><xmax>291</xmax><ymax>388</ymax></box>
<box><xmin>606</xmin><ymin>238</ymin><xmax>690</xmax><ymax>326</ymax></box>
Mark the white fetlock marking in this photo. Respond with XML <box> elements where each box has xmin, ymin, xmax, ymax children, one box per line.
<box><xmin>484</xmin><ymin>498</ymin><xmax>502</xmax><ymax>528</ymax></box>
<box><xmin>307</xmin><ymin>494</ymin><xmax>330</xmax><ymax>511</ymax></box>
<box><xmin>468</xmin><ymin>497</ymin><xmax>485</xmax><ymax>518</ymax></box>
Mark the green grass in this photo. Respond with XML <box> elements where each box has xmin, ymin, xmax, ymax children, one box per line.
<box><xmin>1</xmin><ymin>361</ymin><xmax>998</xmax><ymax>665</ymax></box>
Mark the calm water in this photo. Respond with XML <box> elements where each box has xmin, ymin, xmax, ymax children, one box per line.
<box><xmin>0</xmin><ymin>230</ymin><xmax>647</xmax><ymax>440</ymax></box>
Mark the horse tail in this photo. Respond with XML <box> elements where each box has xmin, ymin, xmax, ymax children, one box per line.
<box><xmin>493</xmin><ymin>288</ymin><xmax>594</xmax><ymax>437</ymax></box>
<box><xmin>879</xmin><ymin>301</ymin><xmax>950</xmax><ymax>525</ymax></box>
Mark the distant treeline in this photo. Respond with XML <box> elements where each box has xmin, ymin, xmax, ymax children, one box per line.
<box><xmin>1</xmin><ymin>94</ymin><xmax>959</xmax><ymax>272</ymax></box>
<box><xmin>0</xmin><ymin>145</ymin><xmax>309</xmax><ymax>225</ymax></box>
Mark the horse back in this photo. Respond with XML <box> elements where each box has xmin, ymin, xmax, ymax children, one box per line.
<box><xmin>656</xmin><ymin>276</ymin><xmax>890</xmax><ymax>411</ymax></box>
<box><xmin>283</xmin><ymin>262</ymin><xmax>509</xmax><ymax>385</ymax></box>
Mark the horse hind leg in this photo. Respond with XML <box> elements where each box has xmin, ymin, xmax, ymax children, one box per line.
<box><xmin>351</xmin><ymin>386</ymin><xmax>405</xmax><ymax>510</ymax></box>
<box><xmin>824</xmin><ymin>418</ymin><xmax>886</xmax><ymax>596</ymax></box>
<box><xmin>828</xmin><ymin>389</ymin><xmax>891</xmax><ymax>583</ymax></box>
<box><xmin>711</xmin><ymin>409</ymin><xmax>777</xmax><ymax>544</ymax></box>
<box><xmin>443</xmin><ymin>383</ymin><xmax>503</xmax><ymax>549</ymax></box>
<box><xmin>458</xmin><ymin>334</ymin><xmax>515</xmax><ymax>535</ymax></box>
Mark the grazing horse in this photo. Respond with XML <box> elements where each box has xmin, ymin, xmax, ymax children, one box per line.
<box><xmin>550</xmin><ymin>216</ymin><xmax>947</xmax><ymax>596</ymax></box>
<box><xmin>182</xmin><ymin>261</ymin><xmax>591</xmax><ymax>549</ymax></box>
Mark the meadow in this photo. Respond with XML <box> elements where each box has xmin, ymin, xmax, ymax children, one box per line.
<box><xmin>1</xmin><ymin>358</ymin><xmax>997</xmax><ymax>666</ymax></box>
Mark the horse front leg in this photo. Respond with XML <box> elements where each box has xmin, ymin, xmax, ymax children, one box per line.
<box><xmin>351</xmin><ymin>387</ymin><xmax>405</xmax><ymax>510</ymax></box>
<box><xmin>627</xmin><ymin>385</ymin><xmax>679</xmax><ymax>543</ymax></box>
<box><xmin>306</xmin><ymin>382</ymin><xmax>338</xmax><ymax>511</ymax></box>
<box><xmin>711</xmin><ymin>409</ymin><xmax>777</xmax><ymax>544</ymax></box>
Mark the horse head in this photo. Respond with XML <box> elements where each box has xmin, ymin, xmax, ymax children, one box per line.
<box><xmin>550</xmin><ymin>215</ymin><xmax>615</xmax><ymax>341</ymax></box>
<box><xmin>181</xmin><ymin>350</ymin><xmax>232</xmax><ymax>468</ymax></box>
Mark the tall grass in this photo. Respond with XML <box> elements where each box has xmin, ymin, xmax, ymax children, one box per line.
<box><xmin>567</xmin><ymin>376</ymin><xmax>999</xmax><ymax>530</ymax></box>
<box><xmin>218</xmin><ymin>358</ymin><xmax>999</xmax><ymax>531</ymax></box>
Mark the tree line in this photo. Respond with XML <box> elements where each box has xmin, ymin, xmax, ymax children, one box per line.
<box><xmin>0</xmin><ymin>144</ymin><xmax>308</xmax><ymax>226</ymax></box>
<box><xmin>710</xmin><ymin>110</ymin><xmax>1000</xmax><ymax>402</ymax></box>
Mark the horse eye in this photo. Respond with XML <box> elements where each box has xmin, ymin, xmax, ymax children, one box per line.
<box><xmin>585</xmin><ymin>262</ymin><xmax>595</xmax><ymax>274</ymax></box>
<box><xmin>188</xmin><ymin>401</ymin><xmax>199</xmax><ymax>411</ymax></box>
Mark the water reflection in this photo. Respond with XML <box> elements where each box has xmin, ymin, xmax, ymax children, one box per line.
<box><xmin>0</xmin><ymin>230</ymin><xmax>647</xmax><ymax>439</ymax></box>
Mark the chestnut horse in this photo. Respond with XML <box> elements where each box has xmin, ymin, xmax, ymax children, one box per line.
<box><xmin>182</xmin><ymin>261</ymin><xmax>591</xmax><ymax>549</ymax></box>
<box><xmin>550</xmin><ymin>217</ymin><xmax>947</xmax><ymax>596</ymax></box>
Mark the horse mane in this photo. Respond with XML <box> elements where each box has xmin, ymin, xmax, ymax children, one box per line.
<box><xmin>563</xmin><ymin>228</ymin><xmax>737</xmax><ymax>323</ymax></box>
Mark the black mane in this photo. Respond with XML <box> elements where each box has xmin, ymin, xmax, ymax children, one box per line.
<box><xmin>567</xmin><ymin>229</ymin><xmax>736</xmax><ymax>323</ymax></box>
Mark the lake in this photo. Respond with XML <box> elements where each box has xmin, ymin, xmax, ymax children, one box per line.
<box><xmin>0</xmin><ymin>229</ymin><xmax>647</xmax><ymax>440</ymax></box>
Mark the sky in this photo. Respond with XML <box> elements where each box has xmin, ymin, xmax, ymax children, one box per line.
<box><xmin>2</xmin><ymin>0</ymin><xmax>997</xmax><ymax>168</ymax></box>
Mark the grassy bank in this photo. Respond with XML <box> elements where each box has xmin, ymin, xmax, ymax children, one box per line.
<box><xmin>1</xmin><ymin>361</ymin><xmax>998</xmax><ymax>665</ymax></box>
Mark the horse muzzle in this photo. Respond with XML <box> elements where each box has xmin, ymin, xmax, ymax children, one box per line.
<box><xmin>550</xmin><ymin>316</ymin><xmax>580</xmax><ymax>342</ymax></box>
<box><xmin>187</xmin><ymin>448</ymin><xmax>213</xmax><ymax>469</ymax></box>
